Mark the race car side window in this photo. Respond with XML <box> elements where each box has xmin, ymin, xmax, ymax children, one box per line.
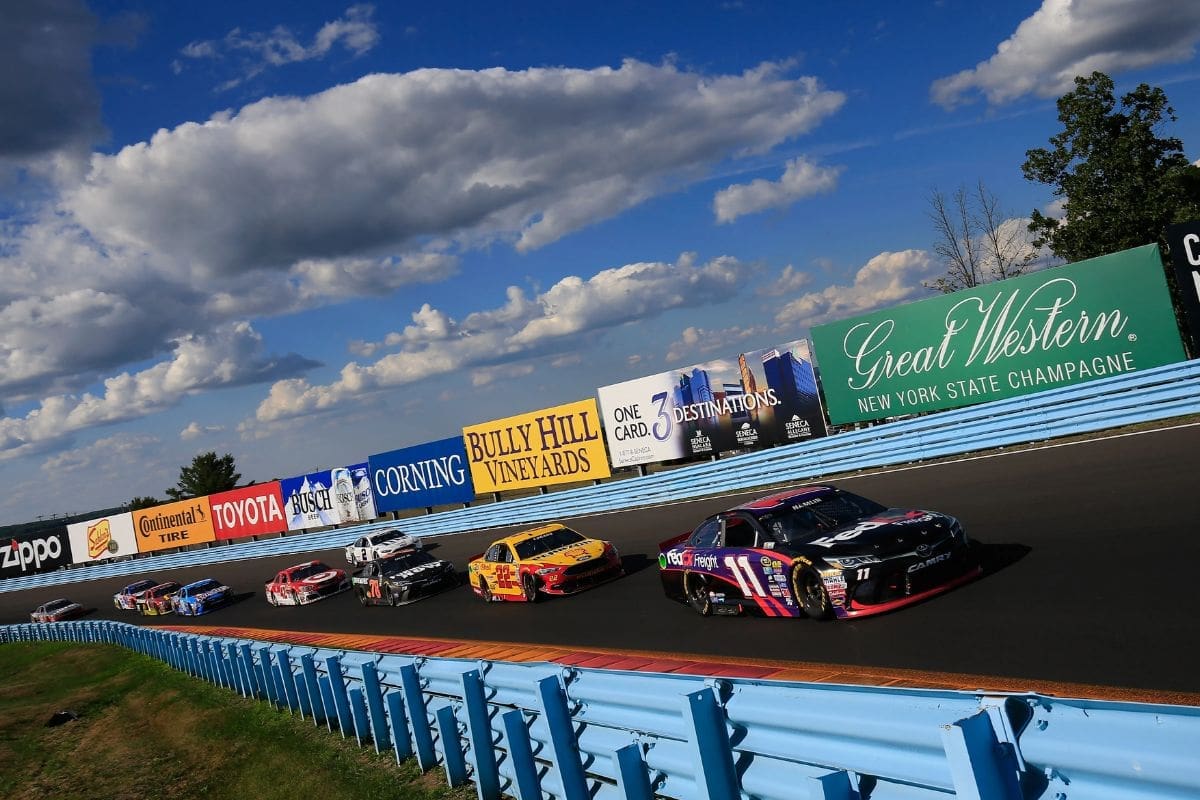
<box><xmin>688</xmin><ymin>519</ymin><xmax>721</xmax><ymax>548</ymax></box>
<box><xmin>722</xmin><ymin>515</ymin><xmax>758</xmax><ymax>548</ymax></box>
<box><xmin>498</xmin><ymin>545</ymin><xmax>514</xmax><ymax>563</ymax></box>
<box><xmin>485</xmin><ymin>544</ymin><xmax>503</xmax><ymax>562</ymax></box>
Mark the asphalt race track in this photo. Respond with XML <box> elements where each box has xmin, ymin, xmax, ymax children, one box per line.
<box><xmin>4</xmin><ymin>424</ymin><xmax>1199</xmax><ymax>694</ymax></box>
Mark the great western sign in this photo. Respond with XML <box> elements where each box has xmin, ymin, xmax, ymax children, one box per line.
<box><xmin>811</xmin><ymin>244</ymin><xmax>1186</xmax><ymax>424</ymax></box>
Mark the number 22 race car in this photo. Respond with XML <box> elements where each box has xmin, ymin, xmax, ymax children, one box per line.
<box><xmin>659</xmin><ymin>485</ymin><xmax>980</xmax><ymax>620</ymax></box>
<box><xmin>468</xmin><ymin>523</ymin><xmax>623</xmax><ymax>603</ymax></box>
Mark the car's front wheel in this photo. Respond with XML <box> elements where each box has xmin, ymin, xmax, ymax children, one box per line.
<box><xmin>521</xmin><ymin>574</ymin><xmax>539</xmax><ymax>604</ymax></box>
<box><xmin>386</xmin><ymin>586</ymin><xmax>399</xmax><ymax>607</ymax></box>
<box><xmin>684</xmin><ymin>571</ymin><xmax>712</xmax><ymax>616</ymax></box>
<box><xmin>792</xmin><ymin>565</ymin><xmax>831</xmax><ymax>620</ymax></box>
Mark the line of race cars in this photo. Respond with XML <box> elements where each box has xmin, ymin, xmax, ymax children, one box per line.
<box><xmin>32</xmin><ymin>484</ymin><xmax>983</xmax><ymax>623</ymax></box>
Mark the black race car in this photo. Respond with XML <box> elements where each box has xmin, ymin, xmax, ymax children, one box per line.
<box><xmin>659</xmin><ymin>484</ymin><xmax>979</xmax><ymax>620</ymax></box>
<box><xmin>351</xmin><ymin>549</ymin><xmax>459</xmax><ymax>606</ymax></box>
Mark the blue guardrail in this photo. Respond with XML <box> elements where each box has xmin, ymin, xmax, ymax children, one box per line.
<box><xmin>4</xmin><ymin>621</ymin><xmax>1198</xmax><ymax>799</ymax></box>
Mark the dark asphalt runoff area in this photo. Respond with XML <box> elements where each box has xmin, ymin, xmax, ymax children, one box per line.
<box><xmin>3</xmin><ymin>424</ymin><xmax>1199</xmax><ymax>694</ymax></box>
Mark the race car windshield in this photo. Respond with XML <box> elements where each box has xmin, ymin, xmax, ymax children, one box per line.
<box><xmin>382</xmin><ymin>551</ymin><xmax>436</xmax><ymax>574</ymax></box>
<box><xmin>45</xmin><ymin>599</ymin><xmax>72</xmax><ymax>611</ymax></box>
<box><xmin>515</xmin><ymin>528</ymin><xmax>586</xmax><ymax>559</ymax></box>
<box><xmin>374</xmin><ymin>530</ymin><xmax>408</xmax><ymax>544</ymax></box>
<box><xmin>190</xmin><ymin>580</ymin><xmax>220</xmax><ymax>593</ymax></box>
<box><xmin>289</xmin><ymin>563</ymin><xmax>330</xmax><ymax>580</ymax></box>
<box><xmin>760</xmin><ymin>492</ymin><xmax>887</xmax><ymax>545</ymax></box>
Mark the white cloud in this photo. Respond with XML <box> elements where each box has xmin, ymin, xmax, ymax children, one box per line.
<box><xmin>713</xmin><ymin>157</ymin><xmax>842</xmax><ymax>222</ymax></box>
<box><xmin>41</xmin><ymin>433</ymin><xmax>161</xmax><ymax>475</ymax></box>
<box><xmin>665</xmin><ymin>324</ymin><xmax>769</xmax><ymax>362</ymax></box>
<box><xmin>775</xmin><ymin>250</ymin><xmax>939</xmax><ymax>328</ymax></box>
<box><xmin>932</xmin><ymin>0</ymin><xmax>1200</xmax><ymax>107</ymax></box>
<box><xmin>759</xmin><ymin>264</ymin><xmax>813</xmax><ymax>296</ymax></box>
<box><xmin>252</xmin><ymin>254</ymin><xmax>753</xmax><ymax>423</ymax></box>
<box><xmin>180</xmin><ymin>421</ymin><xmax>226</xmax><ymax>440</ymax></box>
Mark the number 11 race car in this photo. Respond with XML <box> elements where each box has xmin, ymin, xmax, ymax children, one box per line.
<box><xmin>659</xmin><ymin>485</ymin><xmax>980</xmax><ymax>620</ymax></box>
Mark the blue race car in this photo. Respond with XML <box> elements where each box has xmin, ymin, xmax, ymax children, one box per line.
<box><xmin>171</xmin><ymin>578</ymin><xmax>233</xmax><ymax>616</ymax></box>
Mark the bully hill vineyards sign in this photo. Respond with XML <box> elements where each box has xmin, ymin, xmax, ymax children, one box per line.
<box><xmin>811</xmin><ymin>244</ymin><xmax>1186</xmax><ymax>424</ymax></box>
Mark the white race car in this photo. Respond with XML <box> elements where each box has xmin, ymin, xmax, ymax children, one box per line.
<box><xmin>345</xmin><ymin>528</ymin><xmax>422</xmax><ymax>566</ymax></box>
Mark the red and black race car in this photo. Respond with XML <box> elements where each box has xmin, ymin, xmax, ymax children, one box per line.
<box><xmin>351</xmin><ymin>549</ymin><xmax>459</xmax><ymax>606</ymax></box>
<box><xmin>265</xmin><ymin>560</ymin><xmax>350</xmax><ymax>606</ymax></box>
<box><xmin>659</xmin><ymin>484</ymin><xmax>979</xmax><ymax>620</ymax></box>
<box><xmin>137</xmin><ymin>581</ymin><xmax>182</xmax><ymax>616</ymax></box>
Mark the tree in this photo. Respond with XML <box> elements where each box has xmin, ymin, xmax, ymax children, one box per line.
<box><xmin>1022</xmin><ymin>71</ymin><xmax>1200</xmax><ymax>263</ymax></box>
<box><xmin>165</xmin><ymin>452</ymin><xmax>241</xmax><ymax>500</ymax></box>
<box><xmin>127</xmin><ymin>496</ymin><xmax>160</xmax><ymax>511</ymax></box>
<box><xmin>924</xmin><ymin>180</ymin><xmax>1039</xmax><ymax>294</ymax></box>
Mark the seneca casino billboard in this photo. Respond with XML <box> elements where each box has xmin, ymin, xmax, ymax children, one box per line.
<box><xmin>810</xmin><ymin>244</ymin><xmax>1187</xmax><ymax>424</ymax></box>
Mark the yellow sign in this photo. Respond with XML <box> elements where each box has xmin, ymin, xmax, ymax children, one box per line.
<box><xmin>132</xmin><ymin>498</ymin><xmax>217</xmax><ymax>553</ymax></box>
<box><xmin>463</xmin><ymin>398</ymin><xmax>611</xmax><ymax>493</ymax></box>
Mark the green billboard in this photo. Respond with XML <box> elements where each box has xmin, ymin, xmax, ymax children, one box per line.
<box><xmin>810</xmin><ymin>244</ymin><xmax>1186</xmax><ymax>424</ymax></box>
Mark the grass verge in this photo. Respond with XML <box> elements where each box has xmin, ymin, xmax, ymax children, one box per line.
<box><xmin>0</xmin><ymin>641</ymin><xmax>473</xmax><ymax>800</ymax></box>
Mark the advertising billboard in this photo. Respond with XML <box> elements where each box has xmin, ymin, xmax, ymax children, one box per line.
<box><xmin>209</xmin><ymin>482</ymin><xmax>287</xmax><ymax>541</ymax></box>
<box><xmin>368</xmin><ymin>437</ymin><xmax>475</xmax><ymax>513</ymax></box>
<box><xmin>1</xmin><ymin>526</ymin><xmax>71</xmax><ymax>579</ymax></box>
<box><xmin>132</xmin><ymin>497</ymin><xmax>217</xmax><ymax>553</ymax></box>
<box><xmin>282</xmin><ymin>462</ymin><xmax>376</xmax><ymax>531</ymax></box>
<box><xmin>597</xmin><ymin>339</ymin><xmax>828</xmax><ymax>467</ymax></box>
<box><xmin>810</xmin><ymin>244</ymin><xmax>1187</xmax><ymax>424</ymax></box>
<box><xmin>67</xmin><ymin>512</ymin><xmax>138</xmax><ymax>565</ymax></box>
<box><xmin>463</xmin><ymin>398</ymin><xmax>612</xmax><ymax>493</ymax></box>
<box><xmin>1166</xmin><ymin>221</ymin><xmax>1200</xmax><ymax>351</ymax></box>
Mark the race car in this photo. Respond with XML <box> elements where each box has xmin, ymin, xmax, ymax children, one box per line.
<box><xmin>30</xmin><ymin>598</ymin><xmax>85</xmax><ymax>623</ymax></box>
<box><xmin>345</xmin><ymin>528</ymin><xmax>422</xmax><ymax>566</ymax></box>
<box><xmin>352</xmin><ymin>549</ymin><xmax>459</xmax><ymax>606</ymax></box>
<box><xmin>265</xmin><ymin>560</ymin><xmax>351</xmax><ymax>606</ymax></box>
<box><xmin>659</xmin><ymin>484</ymin><xmax>980</xmax><ymax>620</ymax></box>
<box><xmin>171</xmin><ymin>578</ymin><xmax>233</xmax><ymax>616</ymax></box>
<box><xmin>113</xmin><ymin>578</ymin><xmax>160</xmax><ymax>610</ymax></box>
<box><xmin>468</xmin><ymin>523</ymin><xmax>622</xmax><ymax>603</ymax></box>
<box><xmin>137</xmin><ymin>581</ymin><xmax>182</xmax><ymax>615</ymax></box>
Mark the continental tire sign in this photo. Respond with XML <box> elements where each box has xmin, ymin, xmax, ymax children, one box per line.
<box><xmin>811</xmin><ymin>244</ymin><xmax>1186</xmax><ymax>424</ymax></box>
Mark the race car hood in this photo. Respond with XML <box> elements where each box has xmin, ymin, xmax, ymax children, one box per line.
<box><xmin>295</xmin><ymin>570</ymin><xmax>342</xmax><ymax>587</ymax></box>
<box><xmin>523</xmin><ymin>539</ymin><xmax>609</xmax><ymax>567</ymax></box>
<box><xmin>792</xmin><ymin>509</ymin><xmax>956</xmax><ymax>557</ymax></box>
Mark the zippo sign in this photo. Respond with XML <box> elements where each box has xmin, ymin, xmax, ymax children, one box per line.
<box><xmin>67</xmin><ymin>512</ymin><xmax>138</xmax><ymax>564</ymax></box>
<box><xmin>1</xmin><ymin>527</ymin><xmax>71</xmax><ymax>579</ymax></box>
<box><xmin>209</xmin><ymin>482</ymin><xmax>287</xmax><ymax>541</ymax></box>
<box><xmin>368</xmin><ymin>437</ymin><xmax>475</xmax><ymax>513</ymax></box>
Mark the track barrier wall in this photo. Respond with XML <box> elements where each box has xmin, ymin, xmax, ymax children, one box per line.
<box><xmin>4</xmin><ymin>358</ymin><xmax>1200</xmax><ymax>595</ymax></box>
<box><xmin>3</xmin><ymin>620</ymin><xmax>1198</xmax><ymax>800</ymax></box>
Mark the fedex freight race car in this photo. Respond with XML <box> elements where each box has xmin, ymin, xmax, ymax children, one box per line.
<box><xmin>265</xmin><ymin>560</ymin><xmax>351</xmax><ymax>606</ymax></box>
<box><xmin>113</xmin><ymin>578</ymin><xmax>159</xmax><ymax>610</ymax></box>
<box><xmin>352</xmin><ymin>549</ymin><xmax>459</xmax><ymax>606</ymax></box>
<box><xmin>659</xmin><ymin>485</ymin><xmax>980</xmax><ymax>620</ymax></box>
<box><xmin>172</xmin><ymin>578</ymin><xmax>233</xmax><ymax>616</ymax></box>
<box><xmin>468</xmin><ymin>523</ymin><xmax>623</xmax><ymax>603</ymax></box>
<box><xmin>30</xmin><ymin>598</ymin><xmax>85</xmax><ymax>623</ymax></box>
<box><xmin>345</xmin><ymin>528</ymin><xmax>422</xmax><ymax>566</ymax></box>
<box><xmin>137</xmin><ymin>581</ymin><xmax>182</xmax><ymax>615</ymax></box>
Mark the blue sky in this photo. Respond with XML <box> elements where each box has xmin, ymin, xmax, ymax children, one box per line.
<box><xmin>2</xmin><ymin>0</ymin><xmax>1200</xmax><ymax>525</ymax></box>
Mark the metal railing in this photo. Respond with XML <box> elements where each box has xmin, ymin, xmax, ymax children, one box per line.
<box><xmin>4</xmin><ymin>359</ymin><xmax>1199</xmax><ymax>594</ymax></box>
<box><xmin>4</xmin><ymin>620</ymin><xmax>1198</xmax><ymax>799</ymax></box>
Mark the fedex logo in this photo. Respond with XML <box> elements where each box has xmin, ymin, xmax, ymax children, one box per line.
<box><xmin>664</xmin><ymin>550</ymin><xmax>720</xmax><ymax>570</ymax></box>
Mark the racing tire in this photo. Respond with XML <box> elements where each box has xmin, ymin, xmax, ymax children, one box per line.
<box><xmin>793</xmin><ymin>566</ymin><xmax>832</xmax><ymax>620</ymax></box>
<box><xmin>479</xmin><ymin>579</ymin><xmax>493</xmax><ymax>603</ymax></box>
<box><xmin>684</xmin><ymin>572</ymin><xmax>713</xmax><ymax>616</ymax></box>
<box><xmin>521</xmin><ymin>574</ymin><xmax>539</xmax><ymax>604</ymax></box>
<box><xmin>386</xmin><ymin>586</ymin><xmax>399</xmax><ymax>607</ymax></box>
<box><xmin>357</xmin><ymin>590</ymin><xmax>369</xmax><ymax>607</ymax></box>
<box><xmin>267</xmin><ymin>592</ymin><xmax>277</xmax><ymax>607</ymax></box>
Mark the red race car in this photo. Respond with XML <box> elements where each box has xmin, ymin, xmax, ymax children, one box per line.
<box><xmin>137</xmin><ymin>581</ymin><xmax>183</xmax><ymax>616</ymax></box>
<box><xmin>30</xmin><ymin>598</ymin><xmax>85</xmax><ymax>623</ymax></box>
<box><xmin>265</xmin><ymin>560</ymin><xmax>351</xmax><ymax>606</ymax></box>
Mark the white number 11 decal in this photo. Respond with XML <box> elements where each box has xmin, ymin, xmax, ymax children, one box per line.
<box><xmin>723</xmin><ymin>555</ymin><xmax>766</xmax><ymax>597</ymax></box>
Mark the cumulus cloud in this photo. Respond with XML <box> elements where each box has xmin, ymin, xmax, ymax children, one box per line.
<box><xmin>179</xmin><ymin>4</ymin><xmax>380</xmax><ymax>89</ymax></box>
<box><xmin>759</xmin><ymin>264</ymin><xmax>813</xmax><ymax>297</ymax></box>
<box><xmin>775</xmin><ymin>250</ymin><xmax>940</xmax><ymax>328</ymax></box>
<box><xmin>713</xmin><ymin>157</ymin><xmax>842</xmax><ymax>222</ymax></box>
<box><xmin>665</xmin><ymin>324</ymin><xmax>769</xmax><ymax>362</ymax></box>
<box><xmin>180</xmin><ymin>422</ymin><xmax>226</xmax><ymax>440</ymax></box>
<box><xmin>0</xmin><ymin>323</ymin><xmax>317</xmax><ymax>460</ymax></box>
<box><xmin>41</xmin><ymin>433</ymin><xmax>161</xmax><ymax>475</ymax></box>
<box><xmin>932</xmin><ymin>0</ymin><xmax>1200</xmax><ymax>107</ymax></box>
<box><xmin>252</xmin><ymin>255</ymin><xmax>752</xmax><ymax>422</ymax></box>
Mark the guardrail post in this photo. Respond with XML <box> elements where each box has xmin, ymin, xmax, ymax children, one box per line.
<box><xmin>940</xmin><ymin>712</ymin><xmax>1023</xmax><ymax>800</ymax></box>
<box><xmin>274</xmin><ymin>649</ymin><xmax>300</xmax><ymax>713</ymax></box>
<box><xmin>239</xmin><ymin>644</ymin><xmax>262</xmax><ymax>698</ymax></box>
<box><xmin>535</xmin><ymin>675</ymin><xmax>589</xmax><ymax>800</ymax></box>
<box><xmin>225</xmin><ymin>643</ymin><xmax>247</xmax><ymax>697</ymax></box>
<box><xmin>500</xmin><ymin>709</ymin><xmax>541</xmax><ymax>800</ymax></box>
<box><xmin>318</xmin><ymin>676</ymin><xmax>338</xmax><ymax>732</ymax></box>
<box><xmin>258</xmin><ymin>646</ymin><xmax>280</xmax><ymax>707</ymax></box>
<box><xmin>301</xmin><ymin>654</ymin><xmax>327</xmax><ymax>725</ymax></box>
<box><xmin>207</xmin><ymin>641</ymin><xmax>224</xmax><ymax>686</ymax></box>
<box><xmin>434</xmin><ymin>704</ymin><xmax>468</xmax><ymax>787</ymax></box>
<box><xmin>324</xmin><ymin>655</ymin><xmax>354</xmax><ymax>737</ymax></box>
<box><xmin>400</xmin><ymin>663</ymin><xmax>437</xmax><ymax>771</ymax></box>
<box><xmin>612</xmin><ymin>743</ymin><xmax>653</xmax><ymax>800</ymax></box>
<box><xmin>460</xmin><ymin>669</ymin><xmax>500</xmax><ymax>800</ymax></box>
<box><xmin>360</xmin><ymin>662</ymin><xmax>390</xmax><ymax>752</ymax></box>
<box><xmin>681</xmin><ymin>688</ymin><xmax>738</xmax><ymax>800</ymax></box>
<box><xmin>294</xmin><ymin>663</ymin><xmax>315</xmax><ymax>720</ymax></box>
<box><xmin>808</xmin><ymin>771</ymin><xmax>854</xmax><ymax>800</ymax></box>
<box><xmin>349</xmin><ymin>688</ymin><xmax>371</xmax><ymax>745</ymax></box>
<box><xmin>386</xmin><ymin>690</ymin><xmax>413</xmax><ymax>764</ymax></box>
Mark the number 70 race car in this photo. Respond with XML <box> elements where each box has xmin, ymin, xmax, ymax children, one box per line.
<box><xmin>352</xmin><ymin>550</ymin><xmax>459</xmax><ymax>606</ymax></box>
<box><xmin>659</xmin><ymin>485</ymin><xmax>980</xmax><ymax>620</ymax></box>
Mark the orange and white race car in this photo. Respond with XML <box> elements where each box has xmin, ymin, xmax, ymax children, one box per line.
<box><xmin>467</xmin><ymin>523</ymin><xmax>622</xmax><ymax>603</ymax></box>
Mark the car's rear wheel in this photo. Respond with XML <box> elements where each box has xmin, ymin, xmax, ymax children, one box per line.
<box><xmin>479</xmin><ymin>578</ymin><xmax>493</xmax><ymax>602</ymax></box>
<box><xmin>357</xmin><ymin>589</ymin><xmax>369</xmax><ymax>606</ymax></box>
<box><xmin>793</xmin><ymin>565</ymin><xmax>831</xmax><ymax>620</ymax></box>
<box><xmin>522</xmin><ymin>574</ymin><xmax>539</xmax><ymax>604</ymax></box>
<box><xmin>684</xmin><ymin>572</ymin><xmax>712</xmax><ymax>616</ymax></box>
<box><xmin>267</xmin><ymin>591</ymin><xmax>277</xmax><ymax>607</ymax></box>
